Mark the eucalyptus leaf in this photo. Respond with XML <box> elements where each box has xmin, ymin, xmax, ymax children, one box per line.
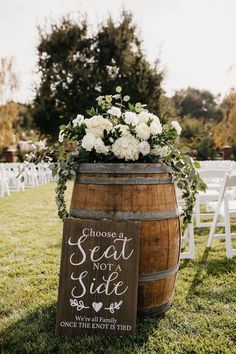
<box><xmin>59</xmin><ymin>124</ymin><xmax>66</xmax><ymax>131</ymax></box>
<box><xmin>123</xmin><ymin>95</ymin><xmax>130</xmax><ymax>102</ymax></box>
<box><xmin>115</xmin><ymin>86</ymin><xmax>122</xmax><ymax>93</ymax></box>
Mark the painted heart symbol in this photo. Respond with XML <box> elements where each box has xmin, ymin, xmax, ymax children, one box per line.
<box><xmin>92</xmin><ymin>302</ymin><xmax>103</xmax><ymax>312</ymax></box>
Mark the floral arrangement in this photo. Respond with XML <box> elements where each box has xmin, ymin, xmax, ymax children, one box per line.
<box><xmin>29</xmin><ymin>86</ymin><xmax>204</xmax><ymax>228</ymax></box>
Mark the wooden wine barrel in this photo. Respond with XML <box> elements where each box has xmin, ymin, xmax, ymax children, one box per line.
<box><xmin>69</xmin><ymin>163</ymin><xmax>181</xmax><ymax>316</ymax></box>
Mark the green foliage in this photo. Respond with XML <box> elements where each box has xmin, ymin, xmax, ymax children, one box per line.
<box><xmin>28</xmin><ymin>89</ymin><xmax>204</xmax><ymax>229</ymax></box>
<box><xmin>213</xmin><ymin>91</ymin><xmax>236</xmax><ymax>149</ymax></box>
<box><xmin>33</xmin><ymin>16</ymin><xmax>94</xmax><ymax>138</ymax></box>
<box><xmin>181</xmin><ymin>116</ymin><xmax>204</xmax><ymax>142</ymax></box>
<box><xmin>172</xmin><ymin>87</ymin><xmax>223</xmax><ymax>123</ymax></box>
<box><xmin>14</xmin><ymin>103</ymin><xmax>34</xmax><ymax>131</ymax></box>
<box><xmin>0</xmin><ymin>184</ymin><xmax>236</xmax><ymax>353</ymax></box>
<box><xmin>33</xmin><ymin>12</ymin><xmax>164</xmax><ymax>139</ymax></box>
<box><xmin>159</xmin><ymin>94</ymin><xmax>179</xmax><ymax>124</ymax></box>
<box><xmin>232</xmin><ymin>141</ymin><xmax>236</xmax><ymax>161</ymax></box>
<box><xmin>196</xmin><ymin>134</ymin><xmax>215</xmax><ymax>160</ymax></box>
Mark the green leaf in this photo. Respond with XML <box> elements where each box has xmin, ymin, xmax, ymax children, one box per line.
<box><xmin>180</xmin><ymin>146</ymin><xmax>190</xmax><ymax>154</ymax></box>
<box><xmin>123</xmin><ymin>95</ymin><xmax>130</xmax><ymax>102</ymax></box>
<box><xmin>194</xmin><ymin>161</ymin><xmax>201</xmax><ymax>168</ymax></box>
<box><xmin>113</xmin><ymin>94</ymin><xmax>120</xmax><ymax>99</ymax></box>
<box><xmin>128</xmin><ymin>103</ymin><xmax>135</xmax><ymax>111</ymax></box>
<box><xmin>59</xmin><ymin>124</ymin><xmax>66</xmax><ymax>131</ymax></box>
<box><xmin>116</xmin><ymin>86</ymin><xmax>122</xmax><ymax>93</ymax></box>
<box><xmin>105</xmin><ymin>95</ymin><xmax>112</xmax><ymax>103</ymax></box>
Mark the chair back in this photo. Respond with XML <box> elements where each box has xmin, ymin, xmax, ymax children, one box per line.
<box><xmin>197</xmin><ymin>169</ymin><xmax>228</xmax><ymax>179</ymax></box>
<box><xmin>226</xmin><ymin>174</ymin><xmax>236</xmax><ymax>188</ymax></box>
<box><xmin>199</xmin><ymin>160</ymin><xmax>234</xmax><ymax>171</ymax></box>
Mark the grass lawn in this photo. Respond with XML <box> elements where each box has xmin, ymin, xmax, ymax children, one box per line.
<box><xmin>0</xmin><ymin>183</ymin><xmax>236</xmax><ymax>354</ymax></box>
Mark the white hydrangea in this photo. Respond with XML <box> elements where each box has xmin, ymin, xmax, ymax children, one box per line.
<box><xmin>85</xmin><ymin>115</ymin><xmax>113</xmax><ymax>137</ymax></box>
<box><xmin>112</xmin><ymin>136</ymin><xmax>140</xmax><ymax>161</ymax></box>
<box><xmin>151</xmin><ymin>145</ymin><xmax>170</xmax><ymax>158</ymax></box>
<box><xmin>112</xmin><ymin>124</ymin><xmax>131</xmax><ymax>137</ymax></box>
<box><xmin>149</xmin><ymin>113</ymin><xmax>160</xmax><ymax>123</ymax></box>
<box><xmin>124</xmin><ymin>111</ymin><xmax>139</xmax><ymax>126</ymax></box>
<box><xmin>72</xmin><ymin>114</ymin><xmax>84</xmax><ymax>127</ymax></box>
<box><xmin>107</xmin><ymin>106</ymin><xmax>121</xmax><ymax>118</ymax></box>
<box><xmin>150</xmin><ymin>122</ymin><xmax>162</xmax><ymax>135</ymax></box>
<box><xmin>171</xmin><ymin>120</ymin><xmax>182</xmax><ymax>135</ymax></box>
<box><xmin>94</xmin><ymin>138</ymin><xmax>110</xmax><ymax>155</ymax></box>
<box><xmin>81</xmin><ymin>133</ymin><xmax>96</xmax><ymax>151</ymax></box>
<box><xmin>135</xmin><ymin>123</ymin><xmax>151</xmax><ymax>140</ymax></box>
<box><xmin>58</xmin><ymin>131</ymin><xmax>64</xmax><ymax>143</ymax></box>
<box><xmin>138</xmin><ymin>111</ymin><xmax>150</xmax><ymax>123</ymax></box>
<box><xmin>139</xmin><ymin>141</ymin><xmax>150</xmax><ymax>156</ymax></box>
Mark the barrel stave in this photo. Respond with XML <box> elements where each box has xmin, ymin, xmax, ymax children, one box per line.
<box><xmin>69</xmin><ymin>164</ymin><xmax>181</xmax><ymax>316</ymax></box>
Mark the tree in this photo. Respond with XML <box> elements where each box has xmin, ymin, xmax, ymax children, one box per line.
<box><xmin>181</xmin><ymin>116</ymin><xmax>204</xmax><ymax>145</ymax></box>
<box><xmin>196</xmin><ymin>134</ymin><xmax>215</xmax><ymax>160</ymax></box>
<box><xmin>0</xmin><ymin>57</ymin><xmax>19</xmax><ymax>148</ymax></box>
<box><xmin>172</xmin><ymin>87</ymin><xmax>223</xmax><ymax>123</ymax></box>
<box><xmin>32</xmin><ymin>12</ymin><xmax>164</xmax><ymax>139</ymax></box>
<box><xmin>213</xmin><ymin>91</ymin><xmax>236</xmax><ymax>149</ymax></box>
<box><xmin>0</xmin><ymin>102</ymin><xmax>19</xmax><ymax>148</ymax></box>
<box><xmin>14</xmin><ymin>103</ymin><xmax>35</xmax><ymax>134</ymax></box>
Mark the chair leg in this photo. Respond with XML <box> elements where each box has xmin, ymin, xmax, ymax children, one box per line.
<box><xmin>224</xmin><ymin>200</ymin><xmax>232</xmax><ymax>259</ymax></box>
<box><xmin>180</xmin><ymin>222</ymin><xmax>195</xmax><ymax>260</ymax></box>
<box><xmin>207</xmin><ymin>212</ymin><xmax>218</xmax><ymax>247</ymax></box>
<box><xmin>188</xmin><ymin>222</ymin><xmax>195</xmax><ymax>260</ymax></box>
<box><xmin>207</xmin><ymin>198</ymin><xmax>223</xmax><ymax>247</ymax></box>
<box><xmin>195</xmin><ymin>199</ymin><xmax>201</xmax><ymax>227</ymax></box>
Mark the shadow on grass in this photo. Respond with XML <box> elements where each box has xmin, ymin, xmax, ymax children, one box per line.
<box><xmin>0</xmin><ymin>303</ymin><xmax>166</xmax><ymax>354</ymax></box>
<box><xmin>184</xmin><ymin>247</ymin><xmax>236</xmax><ymax>304</ymax></box>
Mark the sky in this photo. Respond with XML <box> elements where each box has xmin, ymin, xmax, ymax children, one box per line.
<box><xmin>0</xmin><ymin>0</ymin><xmax>236</xmax><ymax>103</ymax></box>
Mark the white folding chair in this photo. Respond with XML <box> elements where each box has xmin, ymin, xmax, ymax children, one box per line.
<box><xmin>35</xmin><ymin>163</ymin><xmax>48</xmax><ymax>185</ymax></box>
<box><xmin>3</xmin><ymin>163</ymin><xmax>25</xmax><ymax>192</ymax></box>
<box><xmin>199</xmin><ymin>160</ymin><xmax>234</xmax><ymax>171</ymax></box>
<box><xmin>0</xmin><ymin>164</ymin><xmax>10</xmax><ymax>197</ymax></box>
<box><xmin>180</xmin><ymin>218</ymin><xmax>195</xmax><ymax>260</ymax></box>
<box><xmin>207</xmin><ymin>173</ymin><xmax>236</xmax><ymax>259</ymax></box>
<box><xmin>23</xmin><ymin>163</ymin><xmax>39</xmax><ymax>188</ymax></box>
<box><xmin>195</xmin><ymin>169</ymin><xmax>228</xmax><ymax>228</ymax></box>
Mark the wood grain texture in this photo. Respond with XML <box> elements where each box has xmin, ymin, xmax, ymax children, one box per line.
<box><xmin>55</xmin><ymin>218</ymin><xmax>140</xmax><ymax>336</ymax></box>
<box><xmin>69</xmin><ymin>164</ymin><xmax>181</xmax><ymax>316</ymax></box>
<box><xmin>71</xmin><ymin>184</ymin><xmax>177</xmax><ymax>212</ymax></box>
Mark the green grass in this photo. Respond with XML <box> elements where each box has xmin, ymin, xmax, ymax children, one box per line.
<box><xmin>0</xmin><ymin>183</ymin><xmax>236</xmax><ymax>354</ymax></box>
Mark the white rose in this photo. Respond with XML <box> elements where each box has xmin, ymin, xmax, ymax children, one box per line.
<box><xmin>150</xmin><ymin>121</ymin><xmax>163</xmax><ymax>135</ymax></box>
<box><xmin>112</xmin><ymin>124</ymin><xmax>131</xmax><ymax>137</ymax></box>
<box><xmin>85</xmin><ymin>115</ymin><xmax>113</xmax><ymax>137</ymax></box>
<box><xmin>151</xmin><ymin>145</ymin><xmax>170</xmax><ymax>158</ymax></box>
<box><xmin>58</xmin><ymin>131</ymin><xmax>64</xmax><ymax>143</ymax></box>
<box><xmin>107</xmin><ymin>106</ymin><xmax>121</xmax><ymax>118</ymax></box>
<box><xmin>94</xmin><ymin>138</ymin><xmax>110</xmax><ymax>155</ymax></box>
<box><xmin>135</xmin><ymin>123</ymin><xmax>151</xmax><ymax>140</ymax></box>
<box><xmin>112</xmin><ymin>136</ymin><xmax>140</xmax><ymax>161</ymax></box>
<box><xmin>81</xmin><ymin>133</ymin><xmax>96</xmax><ymax>151</ymax></box>
<box><xmin>72</xmin><ymin>114</ymin><xmax>84</xmax><ymax>127</ymax></box>
<box><xmin>124</xmin><ymin>111</ymin><xmax>139</xmax><ymax>126</ymax></box>
<box><xmin>139</xmin><ymin>141</ymin><xmax>150</xmax><ymax>156</ymax></box>
<box><xmin>171</xmin><ymin>120</ymin><xmax>182</xmax><ymax>135</ymax></box>
<box><xmin>138</xmin><ymin>111</ymin><xmax>150</xmax><ymax>123</ymax></box>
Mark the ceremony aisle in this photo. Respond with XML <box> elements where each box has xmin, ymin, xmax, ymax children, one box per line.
<box><xmin>0</xmin><ymin>183</ymin><xmax>235</xmax><ymax>354</ymax></box>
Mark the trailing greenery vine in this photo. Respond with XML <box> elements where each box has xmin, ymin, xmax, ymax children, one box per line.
<box><xmin>25</xmin><ymin>87</ymin><xmax>206</xmax><ymax>230</ymax></box>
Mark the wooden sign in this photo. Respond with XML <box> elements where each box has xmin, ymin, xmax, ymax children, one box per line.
<box><xmin>55</xmin><ymin>218</ymin><xmax>140</xmax><ymax>336</ymax></box>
